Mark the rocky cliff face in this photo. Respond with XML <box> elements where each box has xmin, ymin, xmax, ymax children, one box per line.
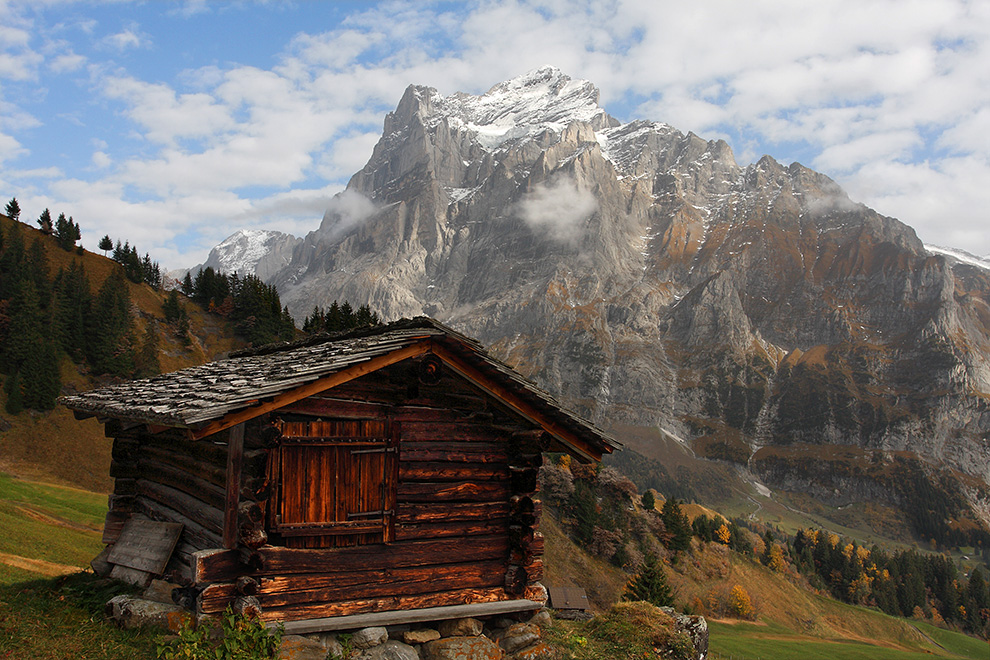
<box><xmin>261</xmin><ymin>67</ymin><xmax>990</xmax><ymax>522</ymax></box>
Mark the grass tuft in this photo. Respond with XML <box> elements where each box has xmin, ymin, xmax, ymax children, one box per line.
<box><xmin>0</xmin><ymin>572</ymin><xmax>157</xmax><ymax>659</ymax></box>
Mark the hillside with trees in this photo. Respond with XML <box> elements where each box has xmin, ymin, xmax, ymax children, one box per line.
<box><xmin>0</xmin><ymin>208</ymin><xmax>244</xmax><ymax>489</ymax></box>
<box><xmin>539</xmin><ymin>455</ymin><xmax>990</xmax><ymax>643</ymax></box>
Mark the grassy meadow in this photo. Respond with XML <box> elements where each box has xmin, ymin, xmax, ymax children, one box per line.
<box><xmin>0</xmin><ymin>471</ymin><xmax>105</xmax><ymax>583</ymax></box>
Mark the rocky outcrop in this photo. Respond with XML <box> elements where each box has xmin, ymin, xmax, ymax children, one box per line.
<box><xmin>254</xmin><ymin>66</ymin><xmax>990</xmax><ymax>522</ymax></box>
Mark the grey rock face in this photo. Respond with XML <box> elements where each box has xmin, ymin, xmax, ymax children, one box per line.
<box><xmin>256</xmin><ymin>67</ymin><xmax>990</xmax><ymax>521</ymax></box>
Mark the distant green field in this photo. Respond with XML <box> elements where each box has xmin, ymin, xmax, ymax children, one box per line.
<box><xmin>708</xmin><ymin>620</ymin><xmax>988</xmax><ymax>660</ymax></box>
<box><xmin>0</xmin><ymin>471</ymin><xmax>105</xmax><ymax>579</ymax></box>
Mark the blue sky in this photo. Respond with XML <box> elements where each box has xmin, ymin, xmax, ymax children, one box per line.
<box><xmin>1</xmin><ymin>0</ymin><xmax>988</xmax><ymax>268</ymax></box>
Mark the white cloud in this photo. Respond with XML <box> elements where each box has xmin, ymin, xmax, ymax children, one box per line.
<box><xmin>318</xmin><ymin>131</ymin><xmax>380</xmax><ymax>181</ymax></box>
<box><xmin>514</xmin><ymin>176</ymin><xmax>598</xmax><ymax>245</ymax></box>
<box><xmin>317</xmin><ymin>189</ymin><xmax>377</xmax><ymax>240</ymax></box>
<box><xmin>0</xmin><ymin>31</ymin><xmax>41</xmax><ymax>81</ymax></box>
<box><xmin>170</xmin><ymin>0</ymin><xmax>210</xmax><ymax>19</ymax></box>
<box><xmin>50</xmin><ymin>51</ymin><xmax>86</xmax><ymax>73</ymax></box>
<box><xmin>0</xmin><ymin>132</ymin><xmax>25</xmax><ymax>163</ymax></box>
<box><xmin>102</xmin><ymin>75</ymin><xmax>233</xmax><ymax>145</ymax></box>
<box><xmin>91</xmin><ymin>150</ymin><xmax>111</xmax><ymax>168</ymax></box>
<box><xmin>100</xmin><ymin>25</ymin><xmax>150</xmax><ymax>52</ymax></box>
<box><xmin>8</xmin><ymin>166</ymin><xmax>62</xmax><ymax>180</ymax></box>
<box><xmin>846</xmin><ymin>156</ymin><xmax>990</xmax><ymax>250</ymax></box>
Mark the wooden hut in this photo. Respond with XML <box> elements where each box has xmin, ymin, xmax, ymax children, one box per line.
<box><xmin>62</xmin><ymin>317</ymin><xmax>618</xmax><ymax>632</ymax></box>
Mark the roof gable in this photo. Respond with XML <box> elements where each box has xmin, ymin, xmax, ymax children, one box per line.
<box><xmin>61</xmin><ymin>317</ymin><xmax>618</xmax><ymax>460</ymax></box>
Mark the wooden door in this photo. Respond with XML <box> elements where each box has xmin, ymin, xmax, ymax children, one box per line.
<box><xmin>274</xmin><ymin>419</ymin><xmax>397</xmax><ymax>548</ymax></box>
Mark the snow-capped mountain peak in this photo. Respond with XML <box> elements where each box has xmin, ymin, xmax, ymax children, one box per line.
<box><xmin>420</xmin><ymin>66</ymin><xmax>618</xmax><ymax>149</ymax></box>
<box><xmin>196</xmin><ymin>229</ymin><xmax>302</xmax><ymax>281</ymax></box>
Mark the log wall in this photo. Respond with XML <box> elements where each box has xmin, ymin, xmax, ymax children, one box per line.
<box><xmin>100</xmin><ymin>358</ymin><xmax>547</xmax><ymax>623</ymax></box>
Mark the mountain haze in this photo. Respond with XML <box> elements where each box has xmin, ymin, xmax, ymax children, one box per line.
<box><xmin>221</xmin><ymin>67</ymin><xmax>990</xmax><ymax>529</ymax></box>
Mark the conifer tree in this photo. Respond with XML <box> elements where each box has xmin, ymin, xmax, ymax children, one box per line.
<box><xmin>1</xmin><ymin>278</ymin><xmax>44</xmax><ymax>374</ymax></box>
<box><xmin>354</xmin><ymin>304</ymin><xmax>380</xmax><ymax>327</ymax></box>
<box><xmin>37</xmin><ymin>208</ymin><xmax>53</xmax><ymax>235</ymax></box>
<box><xmin>52</xmin><ymin>263</ymin><xmax>91</xmax><ymax>361</ymax></box>
<box><xmin>26</xmin><ymin>238</ymin><xmax>51</xmax><ymax>307</ymax></box>
<box><xmin>303</xmin><ymin>305</ymin><xmax>325</xmax><ymax>333</ymax></box>
<box><xmin>162</xmin><ymin>289</ymin><xmax>190</xmax><ymax>343</ymax></box>
<box><xmin>98</xmin><ymin>235</ymin><xmax>113</xmax><ymax>256</ymax></box>
<box><xmin>4</xmin><ymin>198</ymin><xmax>20</xmax><ymax>222</ymax></box>
<box><xmin>326</xmin><ymin>301</ymin><xmax>343</xmax><ymax>331</ymax></box>
<box><xmin>22</xmin><ymin>338</ymin><xmax>60</xmax><ymax>410</ymax></box>
<box><xmin>181</xmin><ymin>271</ymin><xmax>194</xmax><ymax>296</ymax></box>
<box><xmin>86</xmin><ymin>270</ymin><xmax>134</xmax><ymax>376</ymax></box>
<box><xmin>280</xmin><ymin>306</ymin><xmax>296</xmax><ymax>340</ymax></box>
<box><xmin>623</xmin><ymin>556</ymin><xmax>674</xmax><ymax>608</ymax></box>
<box><xmin>661</xmin><ymin>497</ymin><xmax>692</xmax><ymax>553</ymax></box>
<box><xmin>54</xmin><ymin>213</ymin><xmax>74</xmax><ymax>250</ymax></box>
<box><xmin>134</xmin><ymin>325</ymin><xmax>161</xmax><ymax>378</ymax></box>
<box><xmin>0</xmin><ymin>220</ymin><xmax>25</xmax><ymax>301</ymax></box>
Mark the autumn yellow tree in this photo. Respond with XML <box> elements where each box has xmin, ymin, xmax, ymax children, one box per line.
<box><xmin>767</xmin><ymin>543</ymin><xmax>787</xmax><ymax>573</ymax></box>
<box><xmin>729</xmin><ymin>585</ymin><xmax>755</xmax><ymax>619</ymax></box>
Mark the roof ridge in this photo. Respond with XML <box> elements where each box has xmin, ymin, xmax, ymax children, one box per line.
<box><xmin>229</xmin><ymin>316</ymin><xmax>462</xmax><ymax>358</ymax></box>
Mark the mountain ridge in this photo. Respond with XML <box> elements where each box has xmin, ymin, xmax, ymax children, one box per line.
<box><xmin>198</xmin><ymin>67</ymin><xmax>990</xmax><ymax>535</ymax></box>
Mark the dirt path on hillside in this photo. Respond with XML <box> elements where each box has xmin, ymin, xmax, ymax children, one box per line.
<box><xmin>15</xmin><ymin>504</ymin><xmax>102</xmax><ymax>533</ymax></box>
<box><xmin>906</xmin><ymin>622</ymin><xmax>948</xmax><ymax>652</ymax></box>
<box><xmin>0</xmin><ymin>551</ymin><xmax>83</xmax><ymax>577</ymax></box>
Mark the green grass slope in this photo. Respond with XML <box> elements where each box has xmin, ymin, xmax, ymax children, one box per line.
<box><xmin>0</xmin><ymin>472</ymin><xmax>105</xmax><ymax>583</ymax></box>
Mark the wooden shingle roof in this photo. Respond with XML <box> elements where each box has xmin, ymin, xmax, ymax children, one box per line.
<box><xmin>61</xmin><ymin>317</ymin><xmax>619</xmax><ymax>461</ymax></box>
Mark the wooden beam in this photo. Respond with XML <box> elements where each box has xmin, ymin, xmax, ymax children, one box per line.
<box><xmin>277</xmin><ymin>599</ymin><xmax>543</xmax><ymax>635</ymax></box>
<box><xmin>223</xmin><ymin>424</ymin><xmax>245</xmax><ymax>549</ymax></box>
<box><xmin>428</xmin><ymin>342</ymin><xmax>603</xmax><ymax>463</ymax></box>
<box><xmin>190</xmin><ymin>341</ymin><xmax>433</xmax><ymax>441</ymax></box>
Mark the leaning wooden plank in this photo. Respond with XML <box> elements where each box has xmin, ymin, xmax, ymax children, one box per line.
<box><xmin>107</xmin><ymin>519</ymin><xmax>183</xmax><ymax>575</ymax></box>
<box><xmin>259</xmin><ymin>586</ymin><xmax>511</xmax><ymax>623</ymax></box>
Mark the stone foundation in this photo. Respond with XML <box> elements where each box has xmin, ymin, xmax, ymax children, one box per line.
<box><xmin>282</xmin><ymin>610</ymin><xmax>553</xmax><ymax>660</ymax></box>
<box><xmin>106</xmin><ymin>590</ymin><xmax>552</xmax><ymax>660</ymax></box>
